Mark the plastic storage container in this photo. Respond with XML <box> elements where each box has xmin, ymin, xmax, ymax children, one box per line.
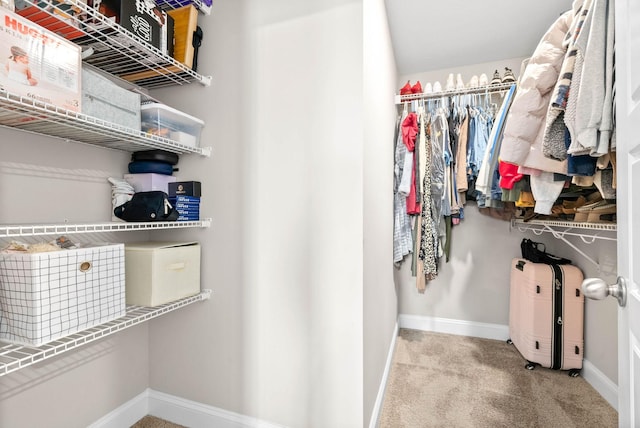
<box><xmin>140</xmin><ymin>103</ymin><xmax>204</xmax><ymax>147</ymax></box>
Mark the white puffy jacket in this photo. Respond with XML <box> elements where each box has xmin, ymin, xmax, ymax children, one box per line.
<box><xmin>499</xmin><ymin>5</ymin><xmax>578</xmax><ymax>174</ymax></box>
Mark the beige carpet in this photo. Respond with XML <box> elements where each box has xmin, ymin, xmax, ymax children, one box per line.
<box><xmin>379</xmin><ymin>329</ymin><xmax>617</xmax><ymax>428</ymax></box>
<box><xmin>130</xmin><ymin>415</ymin><xmax>185</xmax><ymax>428</ymax></box>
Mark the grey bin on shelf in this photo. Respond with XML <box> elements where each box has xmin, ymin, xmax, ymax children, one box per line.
<box><xmin>81</xmin><ymin>66</ymin><xmax>141</xmax><ymax>130</ymax></box>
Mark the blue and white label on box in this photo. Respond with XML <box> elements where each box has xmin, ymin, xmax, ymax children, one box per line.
<box><xmin>170</xmin><ymin>195</ymin><xmax>200</xmax><ymax>203</ymax></box>
<box><xmin>178</xmin><ymin>215</ymin><xmax>200</xmax><ymax>221</ymax></box>
<box><xmin>175</xmin><ymin>203</ymin><xmax>200</xmax><ymax>210</ymax></box>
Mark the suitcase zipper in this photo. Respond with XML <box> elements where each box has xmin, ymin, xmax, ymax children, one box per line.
<box><xmin>551</xmin><ymin>265</ymin><xmax>564</xmax><ymax>370</ymax></box>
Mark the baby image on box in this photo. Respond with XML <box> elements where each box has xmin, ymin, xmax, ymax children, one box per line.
<box><xmin>5</xmin><ymin>45</ymin><xmax>38</xmax><ymax>86</ymax></box>
<box><xmin>0</xmin><ymin>8</ymin><xmax>82</xmax><ymax>112</ymax></box>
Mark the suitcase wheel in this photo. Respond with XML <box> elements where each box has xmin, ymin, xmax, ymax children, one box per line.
<box><xmin>568</xmin><ymin>369</ymin><xmax>581</xmax><ymax>378</ymax></box>
<box><xmin>525</xmin><ymin>362</ymin><xmax>536</xmax><ymax>370</ymax></box>
<box><xmin>506</xmin><ymin>339</ymin><xmax>513</xmax><ymax>345</ymax></box>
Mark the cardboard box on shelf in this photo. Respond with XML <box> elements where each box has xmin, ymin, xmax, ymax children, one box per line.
<box><xmin>0</xmin><ymin>8</ymin><xmax>81</xmax><ymax>111</ymax></box>
<box><xmin>97</xmin><ymin>0</ymin><xmax>174</xmax><ymax>56</ymax></box>
<box><xmin>14</xmin><ymin>0</ymin><xmax>87</xmax><ymax>40</ymax></box>
<box><xmin>169</xmin><ymin>181</ymin><xmax>201</xmax><ymax>197</ymax></box>
<box><xmin>124</xmin><ymin>172</ymin><xmax>177</xmax><ymax>193</ymax></box>
<box><xmin>166</xmin><ymin>5</ymin><xmax>197</xmax><ymax>68</ymax></box>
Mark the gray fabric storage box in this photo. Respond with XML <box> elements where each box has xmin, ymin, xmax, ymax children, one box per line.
<box><xmin>81</xmin><ymin>66</ymin><xmax>141</xmax><ymax>130</ymax></box>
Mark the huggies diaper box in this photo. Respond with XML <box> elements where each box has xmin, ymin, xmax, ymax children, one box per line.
<box><xmin>0</xmin><ymin>8</ymin><xmax>81</xmax><ymax>112</ymax></box>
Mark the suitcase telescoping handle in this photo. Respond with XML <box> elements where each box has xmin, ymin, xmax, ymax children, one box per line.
<box><xmin>516</xmin><ymin>260</ymin><xmax>526</xmax><ymax>271</ymax></box>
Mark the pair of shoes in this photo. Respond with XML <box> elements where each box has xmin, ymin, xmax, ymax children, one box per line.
<box><xmin>400</xmin><ymin>80</ymin><xmax>423</xmax><ymax>95</ymax></box>
<box><xmin>585</xmin><ymin>203</ymin><xmax>616</xmax><ymax>223</ymax></box>
<box><xmin>573</xmin><ymin>199</ymin><xmax>608</xmax><ymax>222</ymax></box>
<box><xmin>502</xmin><ymin>67</ymin><xmax>516</xmax><ymax>84</ymax></box>
<box><xmin>446</xmin><ymin>74</ymin><xmax>455</xmax><ymax>91</ymax></box>
<box><xmin>479</xmin><ymin>73</ymin><xmax>488</xmax><ymax>86</ymax></box>
<box><xmin>490</xmin><ymin>70</ymin><xmax>502</xmax><ymax>85</ymax></box>
<box><xmin>467</xmin><ymin>75</ymin><xmax>479</xmax><ymax>88</ymax></box>
<box><xmin>445</xmin><ymin>74</ymin><xmax>465</xmax><ymax>91</ymax></box>
<box><xmin>561</xmin><ymin>195</ymin><xmax>587</xmax><ymax>215</ymax></box>
<box><xmin>549</xmin><ymin>204</ymin><xmax>565</xmax><ymax>218</ymax></box>
<box><xmin>432</xmin><ymin>81</ymin><xmax>442</xmax><ymax>93</ymax></box>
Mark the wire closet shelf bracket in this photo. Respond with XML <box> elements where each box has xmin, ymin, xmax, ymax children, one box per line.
<box><xmin>511</xmin><ymin>219</ymin><xmax>617</xmax><ymax>269</ymax></box>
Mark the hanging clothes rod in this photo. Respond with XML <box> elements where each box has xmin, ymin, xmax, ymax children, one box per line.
<box><xmin>395</xmin><ymin>82</ymin><xmax>515</xmax><ymax>105</ymax></box>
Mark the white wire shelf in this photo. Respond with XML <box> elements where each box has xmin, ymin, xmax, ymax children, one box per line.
<box><xmin>512</xmin><ymin>218</ymin><xmax>617</xmax><ymax>233</ymax></box>
<box><xmin>18</xmin><ymin>0</ymin><xmax>211</xmax><ymax>88</ymax></box>
<box><xmin>0</xmin><ymin>290</ymin><xmax>212</xmax><ymax>377</ymax></box>
<box><xmin>0</xmin><ymin>219</ymin><xmax>212</xmax><ymax>238</ymax></box>
<box><xmin>511</xmin><ymin>219</ymin><xmax>616</xmax><ymax>269</ymax></box>
<box><xmin>155</xmin><ymin>0</ymin><xmax>213</xmax><ymax>15</ymax></box>
<box><xmin>395</xmin><ymin>82</ymin><xmax>516</xmax><ymax>104</ymax></box>
<box><xmin>0</xmin><ymin>89</ymin><xmax>211</xmax><ymax>156</ymax></box>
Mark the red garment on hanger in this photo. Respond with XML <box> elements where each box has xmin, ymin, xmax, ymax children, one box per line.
<box><xmin>402</xmin><ymin>113</ymin><xmax>420</xmax><ymax>215</ymax></box>
<box><xmin>498</xmin><ymin>160</ymin><xmax>524</xmax><ymax>190</ymax></box>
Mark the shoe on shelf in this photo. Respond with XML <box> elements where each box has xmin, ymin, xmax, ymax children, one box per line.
<box><xmin>586</xmin><ymin>203</ymin><xmax>617</xmax><ymax>223</ymax></box>
<box><xmin>432</xmin><ymin>81</ymin><xmax>442</xmax><ymax>93</ymax></box>
<box><xmin>561</xmin><ymin>195</ymin><xmax>587</xmax><ymax>215</ymax></box>
<box><xmin>424</xmin><ymin>82</ymin><xmax>433</xmax><ymax>94</ymax></box>
<box><xmin>400</xmin><ymin>81</ymin><xmax>412</xmax><ymax>95</ymax></box>
<box><xmin>573</xmin><ymin>199</ymin><xmax>608</xmax><ymax>222</ymax></box>
<box><xmin>411</xmin><ymin>81</ymin><xmax>423</xmax><ymax>94</ymax></box>
<box><xmin>446</xmin><ymin>73</ymin><xmax>455</xmax><ymax>91</ymax></box>
<box><xmin>490</xmin><ymin>70</ymin><xmax>502</xmax><ymax>85</ymax></box>
<box><xmin>549</xmin><ymin>204</ymin><xmax>565</xmax><ymax>218</ymax></box>
<box><xmin>479</xmin><ymin>73</ymin><xmax>488</xmax><ymax>86</ymax></box>
<box><xmin>422</xmin><ymin>82</ymin><xmax>433</xmax><ymax>94</ymax></box>
<box><xmin>502</xmin><ymin>67</ymin><xmax>516</xmax><ymax>83</ymax></box>
<box><xmin>468</xmin><ymin>75</ymin><xmax>479</xmax><ymax>88</ymax></box>
<box><xmin>456</xmin><ymin>73</ymin><xmax>465</xmax><ymax>90</ymax></box>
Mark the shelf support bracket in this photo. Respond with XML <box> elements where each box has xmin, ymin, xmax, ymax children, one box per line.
<box><xmin>543</xmin><ymin>224</ymin><xmax>600</xmax><ymax>268</ymax></box>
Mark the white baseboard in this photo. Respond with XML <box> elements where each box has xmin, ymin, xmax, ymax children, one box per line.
<box><xmin>398</xmin><ymin>314</ymin><xmax>510</xmax><ymax>341</ymax></box>
<box><xmin>90</xmin><ymin>388</ymin><xmax>287</xmax><ymax>428</ymax></box>
<box><xmin>398</xmin><ymin>314</ymin><xmax>618</xmax><ymax>411</ymax></box>
<box><xmin>368</xmin><ymin>321</ymin><xmax>399</xmax><ymax>428</ymax></box>
<box><xmin>88</xmin><ymin>389</ymin><xmax>149</xmax><ymax>428</ymax></box>
<box><xmin>582</xmin><ymin>359</ymin><xmax>618</xmax><ymax>411</ymax></box>
<box><xmin>148</xmin><ymin>389</ymin><xmax>287</xmax><ymax>428</ymax></box>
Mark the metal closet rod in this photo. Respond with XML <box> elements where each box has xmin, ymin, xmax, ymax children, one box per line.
<box><xmin>395</xmin><ymin>82</ymin><xmax>515</xmax><ymax>104</ymax></box>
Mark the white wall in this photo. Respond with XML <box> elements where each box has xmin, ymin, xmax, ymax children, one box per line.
<box><xmin>145</xmin><ymin>0</ymin><xmax>247</xmax><ymax>416</ymax></box>
<box><xmin>149</xmin><ymin>1</ymin><xmax>368</xmax><ymax>427</ymax></box>
<box><xmin>363</xmin><ymin>0</ymin><xmax>398</xmax><ymax>426</ymax></box>
<box><xmin>0</xmin><ymin>129</ymin><xmax>151</xmax><ymax>428</ymax></box>
<box><xmin>243</xmin><ymin>2</ymin><xmax>365</xmax><ymax>424</ymax></box>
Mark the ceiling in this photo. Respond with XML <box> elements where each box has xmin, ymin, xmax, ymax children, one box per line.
<box><xmin>384</xmin><ymin>0</ymin><xmax>574</xmax><ymax>76</ymax></box>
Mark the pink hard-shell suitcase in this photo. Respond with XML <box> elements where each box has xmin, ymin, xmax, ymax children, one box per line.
<box><xmin>508</xmin><ymin>258</ymin><xmax>585</xmax><ymax>376</ymax></box>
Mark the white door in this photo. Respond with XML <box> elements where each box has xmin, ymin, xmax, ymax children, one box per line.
<box><xmin>615</xmin><ymin>0</ymin><xmax>640</xmax><ymax>425</ymax></box>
